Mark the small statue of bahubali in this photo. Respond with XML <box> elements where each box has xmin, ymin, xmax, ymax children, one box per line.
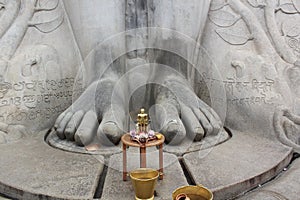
<box><xmin>137</xmin><ymin>108</ymin><xmax>149</xmax><ymax>132</ymax></box>
<box><xmin>130</xmin><ymin>108</ymin><xmax>156</xmax><ymax>143</ymax></box>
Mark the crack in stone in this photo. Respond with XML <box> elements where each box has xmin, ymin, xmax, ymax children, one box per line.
<box><xmin>178</xmin><ymin>157</ymin><xmax>196</xmax><ymax>186</ymax></box>
<box><xmin>93</xmin><ymin>165</ymin><xmax>108</xmax><ymax>199</ymax></box>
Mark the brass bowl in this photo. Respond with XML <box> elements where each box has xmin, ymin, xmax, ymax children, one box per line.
<box><xmin>130</xmin><ymin>168</ymin><xmax>159</xmax><ymax>200</ymax></box>
<box><xmin>172</xmin><ymin>185</ymin><xmax>213</xmax><ymax>200</ymax></box>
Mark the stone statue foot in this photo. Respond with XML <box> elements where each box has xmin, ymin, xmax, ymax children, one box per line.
<box><xmin>180</xmin><ymin>104</ymin><xmax>206</xmax><ymax>141</ymax></box>
<box><xmin>155</xmin><ymin>95</ymin><xmax>209</xmax><ymax>145</ymax></box>
<box><xmin>54</xmin><ymin>79</ymin><xmax>126</xmax><ymax>146</ymax></box>
<box><xmin>155</xmin><ymin>86</ymin><xmax>186</xmax><ymax>145</ymax></box>
<box><xmin>158</xmin><ymin>103</ymin><xmax>186</xmax><ymax>145</ymax></box>
<box><xmin>55</xmin><ymin>108</ymin><xmax>99</xmax><ymax>146</ymax></box>
<box><xmin>54</xmin><ymin>81</ymin><xmax>101</xmax><ymax>137</ymax></box>
<box><xmin>181</xmin><ymin>97</ymin><xmax>222</xmax><ymax>142</ymax></box>
<box><xmin>155</xmin><ymin>78</ymin><xmax>222</xmax><ymax>145</ymax></box>
<box><xmin>97</xmin><ymin>107</ymin><xmax>125</xmax><ymax>146</ymax></box>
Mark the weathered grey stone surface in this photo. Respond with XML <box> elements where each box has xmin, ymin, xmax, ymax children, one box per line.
<box><xmin>1</xmin><ymin>0</ymin><xmax>300</xmax><ymax>199</ymax></box>
<box><xmin>237</xmin><ymin>158</ymin><xmax>300</xmax><ymax>200</ymax></box>
<box><xmin>202</xmin><ymin>0</ymin><xmax>300</xmax><ymax>153</ymax></box>
<box><xmin>0</xmin><ymin>132</ymin><xmax>104</xmax><ymax>200</ymax></box>
<box><xmin>183</xmin><ymin>131</ymin><xmax>293</xmax><ymax>200</ymax></box>
<box><xmin>163</xmin><ymin>128</ymin><xmax>230</xmax><ymax>156</ymax></box>
<box><xmin>102</xmin><ymin>151</ymin><xmax>188</xmax><ymax>200</ymax></box>
<box><xmin>0</xmin><ymin>0</ymin><xmax>82</xmax><ymax>139</ymax></box>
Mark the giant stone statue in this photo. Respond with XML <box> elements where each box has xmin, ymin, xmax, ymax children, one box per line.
<box><xmin>0</xmin><ymin>0</ymin><xmax>300</xmax><ymax>199</ymax></box>
<box><xmin>53</xmin><ymin>0</ymin><xmax>223</xmax><ymax>148</ymax></box>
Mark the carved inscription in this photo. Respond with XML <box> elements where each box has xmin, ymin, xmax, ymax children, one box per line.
<box><xmin>227</xmin><ymin>94</ymin><xmax>268</xmax><ymax>106</ymax></box>
<box><xmin>198</xmin><ymin>73</ymin><xmax>276</xmax><ymax>106</ymax></box>
<box><xmin>223</xmin><ymin>77</ymin><xmax>274</xmax><ymax>95</ymax></box>
<box><xmin>0</xmin><ymin>77</ymin><xmax>84</xmax><ymax>124</ymax></box>
<box><xmin>0</xmin><ymin>78</ymin><xmax>75</xmax><ymax>95</ymax></box>
<box><xmin>0</xmin><ymin>91</ymin><xmax>78</xmax><ymax>108</ymax></box>
<box><xmin>0</xmin><ymin>78</ymin><xmax>81</xmax><ymax>108</ymax></box>
<box><xmin>0</xmin><ymin>103</ymin><xmax>71</xmax><ymax>123</ymax></box>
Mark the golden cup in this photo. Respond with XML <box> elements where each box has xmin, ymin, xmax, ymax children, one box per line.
<box><xmin>130</xmin><ymin>168</ymin><xmax>159</xmax><ymax>200</ymax></box>
<box><xmin>172</xmin><ymin>185</ymin><xmax>213</xmax><ymax>200</ymax></box>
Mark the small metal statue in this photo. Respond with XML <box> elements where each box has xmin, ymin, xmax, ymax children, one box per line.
<box><xmin>137</xmin><ymin>108</ymin><xmax>149</xmax><ymax>132</ymax></box>
<box><xmin>130</xmin><ymin>108</ymin><xmax>156</xmax><ymax>143</ymax></box>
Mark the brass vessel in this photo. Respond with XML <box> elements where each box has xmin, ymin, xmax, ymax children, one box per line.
<box><xmin>172</xmin><ymin>185</ymin><xmax>213</xmax><ymax>200</ymax></box>
<box><xmin>130</xmin><ymin>168</ymin><xmax>159</xmax><ymax>200</ymax></box>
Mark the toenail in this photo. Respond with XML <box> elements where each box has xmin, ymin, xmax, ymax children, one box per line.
<box><xmin>169</xmin><ymin>119</ymin><xmax>177</xmax><ymax>123</ymax></box>
<box><xmin>104</xmin><ymin>121</ymin><xmax>117</xmax><ymax>125</ymax></box>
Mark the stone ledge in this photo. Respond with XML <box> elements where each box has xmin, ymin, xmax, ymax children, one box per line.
<box><xmin>164</xmin><ymin>128</ymin><xmax>230</xmax><ymax>156</ymax></box>
<box><xmin>237</xmin><ymin>157</ymin><xmax>300</xmax><ymax>200</ymax></box>
<box><xmin>183</xmin><ymin>131</ymin><xmax>293</xmax><ymax>200</ymax></box>
<box><xmin>0</xmin><ymin>129</ymin><xmax>294</xmax><ymax>200</ymax></box>
<box><xmin>0</xmin><ymin>132</ymin><xmax>104</xmax><ymax>200</ymax></box>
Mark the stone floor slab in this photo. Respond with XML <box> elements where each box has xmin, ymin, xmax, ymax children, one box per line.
<box><xmin>183</xmin><ymin>131</ymin><xmax>293</xmax><ymax>200</ymax></box>
<box><xmin>102</xmin><ymin>150</ymin><xmax>188</xmax><ymax>200</ymax></box>
<box><xmin>164</xmin><ymin>128</ymin><xmax>230</xmax><ymax>156</ymax></box>
<box><xmin>0</xmin><ymin>131</ymin><xmax>104</xmax><ymax>200</ymax></box>
<box><xmin>237</xmin><ymin>158</ymin><xmax>300</xmax><ymax>200</ymax></box>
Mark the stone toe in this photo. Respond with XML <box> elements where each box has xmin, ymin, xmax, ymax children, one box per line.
<box><xmin>163</xmin><ymin>120</ymin><xmax>186</xmax><ymax>145</ymax></box>
<box><xmin>74</xmin><ymin>111</ymin><xmax>98</xmax><ymax>146</ymax></box>
<box><xmin>97</xmin><ymin>122</ymin><xmax>123</xmax><ymax>146</ymax></box>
